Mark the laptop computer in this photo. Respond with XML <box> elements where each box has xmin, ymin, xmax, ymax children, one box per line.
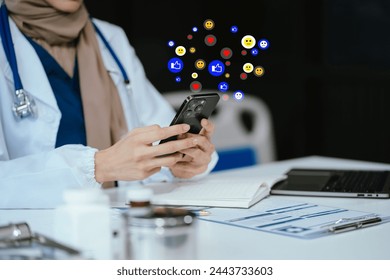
<box><xmin>270</xmin><ymin>168</ymin><xmax>390</xmax><ymax>198</ymax></box>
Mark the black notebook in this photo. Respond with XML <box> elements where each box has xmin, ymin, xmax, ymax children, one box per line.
<box><xmin>271</xmin><ymin>168</ymin><xmax>390</xmax><ymax>198</ymax></box>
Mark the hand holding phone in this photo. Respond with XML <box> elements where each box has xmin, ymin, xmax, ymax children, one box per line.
<box><xmin>159</xmin><ymin>93</ymin><xmax>220</xmax><ymax>144</ymax></box>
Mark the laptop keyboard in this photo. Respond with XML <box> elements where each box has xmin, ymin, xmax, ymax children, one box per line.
<box><xmin>321</xmin><ymin>171</ymin><xmax>389</xmax><ymax>193</ymax></box>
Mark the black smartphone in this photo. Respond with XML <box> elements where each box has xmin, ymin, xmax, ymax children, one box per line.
<box><xmin>160</xmin><ymin>92</ymin><xmax>220</xmax><ymax>144</ymax></box>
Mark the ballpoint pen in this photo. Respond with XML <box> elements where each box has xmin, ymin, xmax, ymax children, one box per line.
<box><xmin>194</xmin><ymin>210</ymin><xmax>211</xmax><ymax>216</ymax></box>
<box><xmin>328</xmin><ymin>216</ymin><xmax>382</xmax><ymax>233</ymax></box>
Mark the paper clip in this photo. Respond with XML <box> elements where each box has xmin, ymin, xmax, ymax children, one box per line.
<box><xmin>327</xmin><ymin>216</ymin><xmax>382</xmax><ymax>233</ymax></box>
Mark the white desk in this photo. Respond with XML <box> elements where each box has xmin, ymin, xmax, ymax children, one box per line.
<box><xmin>1</xmin><ymin>156</ymin><xmax>390</xmax><ymax>259</ymax></box>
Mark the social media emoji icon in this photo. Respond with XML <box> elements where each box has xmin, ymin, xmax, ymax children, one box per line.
<box><xmin>251</xmin><ymin>48</ymin><xmax>259</xmax><ymax>56</ymax></box>
<box><xmin>241</xmin><ymin>35</ymin><xmax>256</xmax><ymax>49</ymax></box>
<box><xmin>190</xmin><ymin>81</ymin><xmax>202</xmax><ymax>92</ymax></box>
<box><xmin>204</xmin><ymin>19</ymin><xmax>215</xmax><ymax>30</ymax></box>
<box><xmin>195</xmin><ymin>59</ymin><xmax>206</xmax><ymax>70</ymax></box>
<box><xmin>208</xmin><ymin>60</ymin><xmax>225</xmax><ymax>77</ymax></box>
<box><xmin>167</xmin><ymin>19</ymin><xmax>270</xmax><ymax>95</ymax></box>
<box><xmin>234</xmin><ymin>91</ymin><xmax>244</xmax><ymax>101</ymax></box>
<box><xmin>204</xmin><ymin>34</ymin><xmax>217</xmax><ymax>46</ymax></box>
<box><xmin>254</xmin><ymin>66</ymin><xmax>265</xmax><ymax>77</ymax></box>
<box><xmin>168</xmin><ymin>57</ymin><xmax>184</xmax><ymax>73</ymax></box>
<box><xmin>258</xmin><ymin>39</ymin><xmax>269</xmax><ymax>50</ymax></box>
<box><xmin>218</xmin><ymin>82</ymin><xmax>229</xmax><ymax>92</ymax></box>
<box><xmin>243</xmin><ymin>63</ymin><xmax>254</xmax><ymax>73</ymax></box>
<box><xmin>240</xmin><ymin>73</ymin><xmax>248</xmax><ymax>80</ymax></box>
<box><xmin>220</xmin><ymin>47</ymin><xmax>233</xmax><ymax>59</ymax></box>
<box><xmin>175</xmin><ymin>46</ymin><xmax>186</xmax><ymax>56</ymax></box>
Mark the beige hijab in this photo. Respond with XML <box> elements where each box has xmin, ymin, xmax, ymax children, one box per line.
<box><xmin>6</xmin><ymin>0</ymin><xmax>128</xmax><ymax>187</ymax></box>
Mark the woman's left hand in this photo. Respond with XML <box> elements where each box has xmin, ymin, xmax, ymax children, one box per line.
<box><xmin>169</xmin><ymin>119</ymin><xmax>216</xmax><ymax>178</ymax></box>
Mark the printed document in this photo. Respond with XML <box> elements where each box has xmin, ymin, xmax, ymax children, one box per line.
<box><xmin>197</xmin><ymin>197</ymin><xmax>390</xmax><ymax>239</ymax></box>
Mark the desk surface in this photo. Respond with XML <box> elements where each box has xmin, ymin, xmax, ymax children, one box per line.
<box><xmin>1</xmin><ymin>155</ymin><xmax>390</xmax><ymax>260</ymax></box>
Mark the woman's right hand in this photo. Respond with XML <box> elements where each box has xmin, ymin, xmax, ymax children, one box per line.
<box><xmin>94</xmin><ymin>124</ymin><xmax>197</xmax><ymax>183</ymax></box>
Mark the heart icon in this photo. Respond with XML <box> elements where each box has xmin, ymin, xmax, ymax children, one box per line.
<box><xmin>190</xmin><ymin>81</ymin><xmax>202</xmax><ymax>92</ymax></box>
<box><xmin>205</xmin><ymin>35</ymin><xmax>217</xmax><ymax>46</ymax></box>
<box><xmin>221</xmin><ymin>47</ymin><xmax>232</xmax><ymax>59</ymax></box>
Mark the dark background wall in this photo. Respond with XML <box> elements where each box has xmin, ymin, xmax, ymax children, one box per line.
<box><xmin>84</xmin><ymin>0</ymin><xmax>390</xmax><ymax>164</ymax></box>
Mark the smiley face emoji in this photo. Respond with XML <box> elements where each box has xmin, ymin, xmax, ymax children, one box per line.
<box><xmin>195</xmin><ymin>59</ymin><xmax>206</xmax><ymax>70</ymax></box>
<box><xmin>254</xmin><ymin>66</ymin><xmax>265</xmax><ymax>77</ymax></box>
<box><xmin>175</xmin><ymin>46</ymin><xmax>186</xmax><ymax>56</ymax></box>
<box><xmin>243</xmin><ymin>63</ymin><xmax>254</xmax><ymax>73</ymax></box>
<box><xmin>241</xmin><ymin>35</ymin><xmax>256</xmax><ymax>49</ymax></box>
<box><xmin>203</xmin><ymin>19</ymin><xmax>215</xmax><ymax>30</ymax></box>
<box><xmin>189</xmin><ymin>47</ymin><xmax>196</xmax><ymax>53</ymax></box>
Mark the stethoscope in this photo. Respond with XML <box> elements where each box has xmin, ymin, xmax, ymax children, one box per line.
<box><xmin>0</xmin><ymin>4</ymin><xmax>129</xmax><ymax>120</ymax></box>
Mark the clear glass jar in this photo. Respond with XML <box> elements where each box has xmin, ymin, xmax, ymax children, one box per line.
<box><xmin>123</xmin><ymin>206</ymin><xmax>197</xmax><ymax>260</ymax></box>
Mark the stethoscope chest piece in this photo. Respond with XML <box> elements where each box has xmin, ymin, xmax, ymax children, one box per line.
<box><xmin>13</xmin><ymin>89</ymin><xmax>37</xmax><ymax>119</ymax></box>
<box><xmin>1</xmin><ymin>4</ymin><xmax>38</xmax><ymax>120</ymax></box>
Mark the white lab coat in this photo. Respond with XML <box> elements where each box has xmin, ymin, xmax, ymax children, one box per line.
<box><xmin>0</xmin><ymin>18</ymin><xmax>218</xmax><ymax>208</ymax></box>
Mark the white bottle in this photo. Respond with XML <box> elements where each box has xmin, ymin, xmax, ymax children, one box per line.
<box><xmin>53</xmin><ymin>188</ymin><xmax>112</xmax><ymax>259</ymax></box>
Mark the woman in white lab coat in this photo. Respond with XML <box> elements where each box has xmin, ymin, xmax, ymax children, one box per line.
<box><xmin>0</xmin><ymin>0</ymin><xmax>218</xmax><ymax>208</ymax></box>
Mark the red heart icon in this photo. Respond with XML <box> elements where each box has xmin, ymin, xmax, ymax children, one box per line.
<box><xmin>192</xmin><ymin>83</ymin><xmax>200</xmax><ymax>90</ymax></box>
<box><xmin>223</xmin><ymin>50</ymin><xmax>230</xmax><ymax>56</ymax></box>
<box><xmin>207</xmin><ymin>37</ymin><xmax>214</xmax><ymax>44</ymax></box>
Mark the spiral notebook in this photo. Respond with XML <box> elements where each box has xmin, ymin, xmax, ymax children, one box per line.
<box><xmin>150</xmin><ymin>176</ymin><xmax>286</xmax><ymax>208</ymax></box>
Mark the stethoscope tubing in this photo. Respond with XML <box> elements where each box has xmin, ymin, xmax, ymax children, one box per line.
<box><xmin>0</xmin><ymin>3</ymin><xmax>130</xmax><ymax>120</ymax></box>
<box><xmin>0</xmin><ymin>4</ymin><xmax>23</xmax><ymax>91</ymax></box>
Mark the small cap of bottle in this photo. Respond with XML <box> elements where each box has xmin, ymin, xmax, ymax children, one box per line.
<box><xmin>126</xmin><ymin>188</ymin><xmax>153</xmax><ymax>206</ymax></box>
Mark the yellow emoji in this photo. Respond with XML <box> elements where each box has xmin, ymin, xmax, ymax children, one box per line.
<box><xmin>194</xmin><ymin>59</ymin><xmax>206</xmax><ymax>70</ymax></box>
<box><xmin>254</xmin><ymin>66</ymin><xmax>265</xmax><ymax>77</ymax></box>
<box><xmin>241</xmin><ymin>35</ymin><xmax>256</xmax><ymax>49</ymax></box>
<box><xmin>243</xmin><ymin>63</ymin><xmax>254</xmax><ymax>73</ymax></box>
<box><xmin>175</xmin><ymin>46</ymin><xmax>186</xmax><ymax>56</ymax></box>
<box><xmin>189</xmin><ymin>47</ymin><xmax>196</xmax><ymax>53</ymax></box>
<box><xmin>203</xmin><ymin>19</ymin><xmax>215</xmax><ymax>30</ymax></box>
